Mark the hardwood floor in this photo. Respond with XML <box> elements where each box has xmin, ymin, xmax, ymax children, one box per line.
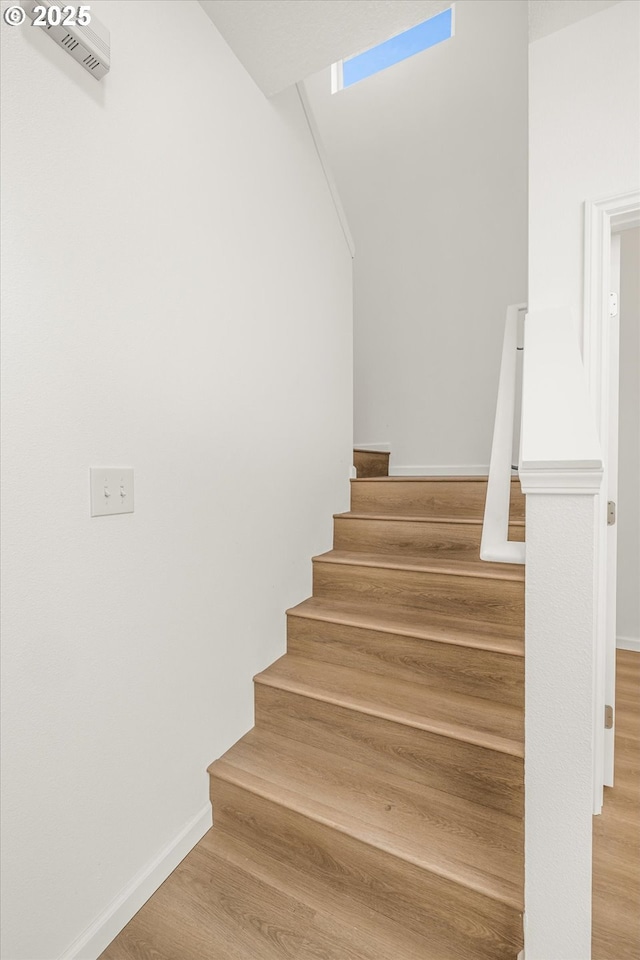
<box><xmin>592</xmin><ymin>648</ymin><xmax>640</xmax><ymax>960</ymax></box>
<box><xmin>101</xmin><ymin>463</ymin><xmax>525</xmax><ymax>959</ymax></box>
<box><xmin>99</xmin><ymin>460</ymin><xmax>637</xmax><ymax>960</ymax></box>
<box><xmin>99</xmin><ymin>649</ymin><xmax>639</xmax><ymax>960</ymax></box>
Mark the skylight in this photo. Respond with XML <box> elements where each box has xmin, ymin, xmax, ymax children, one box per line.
<box><xmin>331</xmin><ymin>6</ymin><xmax>454</xmax><ymax>93</ymax></box>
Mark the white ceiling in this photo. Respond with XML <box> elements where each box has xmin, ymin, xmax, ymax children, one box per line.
<box><xmin>529</xmin><ymin>0</ymin><xmax>623</xmax><ymax>41</ymax></box>
<box><xmin>197</xmin><ymin>0</ymin><xmax>449</xmax><ymax>96</ymax></box>
<box><xmin>197</xmin><ymin>0</ymin><xmax>626</xmax><ymax>97</ymax></box>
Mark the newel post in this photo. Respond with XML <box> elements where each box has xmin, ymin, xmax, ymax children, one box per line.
<box><xmin>519</xmin><ymin>308</ymin><xmax>603</xmax><ymax>959</ymax></box>
<box><xmin>520</xmin><ymin>474</ymin><xmax>601</xmax><ymax>959</ymax></box>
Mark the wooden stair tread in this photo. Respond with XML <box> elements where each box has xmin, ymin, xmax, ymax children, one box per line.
<box><xmin>351</xmin><ymin>476</ymin><xmax>522</xmax><ymax>483</ymax></box>
<box><xmin>255</xmin><ymin>655</ymin><xmax>524</xmax><ymax>756</ymax></box>
<box><xmin>101</xmin><ymin>826</ymin><xmax>444</xmax><ymax>960</ymax></box>
<box><xmin>197</xmin><ymin>830</ymin><xmax>479</xmax><ymax>960</ymax></box>
<box><xmin>354</xmin><ymin>448</ymin><xmax>391</xmax><ymax>453</ymax></box>
<box><xmin>314</xmin><ymin>549</ymin><xmax>525</xmax><ymax>581</ymax></box>
<box><xmin>287</xmin><ymin>596</ymin><xmax>524</xmax><ymax>656</ymax></box>
<box><xmin>336</xmin><ymin>510</ymin><xmax>526</xmax><ymax>527</ymax></box>
<box><xmin>211</xmin><ymin>728</ymin><xmax>523</xmax><ymax>909</ymax></box>
<box><xmin>102</xmin><ymin>459</ymin><xmax>526</xmax><ymax>960</ymax></box>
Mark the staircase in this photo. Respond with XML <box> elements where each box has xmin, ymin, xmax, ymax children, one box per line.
<box><xmin>203</xmin><ymin>452</ymin><xmax>525</xmax><ymax>960</ymax></box>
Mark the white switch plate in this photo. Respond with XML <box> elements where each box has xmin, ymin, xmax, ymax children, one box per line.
<box><xmin>90</xmin><ymin>467</ymin><xmax>134</xmax><ymax>517</ymax></box>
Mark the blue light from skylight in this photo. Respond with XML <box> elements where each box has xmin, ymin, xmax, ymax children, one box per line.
<box><xmin>341</xmin><ymin>7</ymin><xmax>453</xmax><ymax>89</ymax></box>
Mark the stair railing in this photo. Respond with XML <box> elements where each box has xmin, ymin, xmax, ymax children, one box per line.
<box><xmin>480</xmin><ymin>303</ymin><xmax>527</xmax><ymax>564</ymax></box>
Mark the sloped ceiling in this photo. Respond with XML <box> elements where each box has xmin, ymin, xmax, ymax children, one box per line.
<box><xmin>197</xmin><ymin>0</ymin><xmax>625</xmax><ymax>97</ymax></box>
<box><xmin>529</xmin><ymin>0</ymin><xmax>623</xmax><ymax>41</ymax></box>
<box><xmin>197</xmin><ymin>0</ymin><xmax>449</xmax><ymax>96</ymax></box>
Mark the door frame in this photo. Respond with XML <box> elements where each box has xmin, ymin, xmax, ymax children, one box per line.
<box><xmin>583</xmin><ymin>190</ymin><xmax>640</xmax><ymax>814</ymax></box>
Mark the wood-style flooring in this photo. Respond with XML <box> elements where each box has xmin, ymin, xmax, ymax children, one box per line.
<box><xmin>99</xmin><ymin>462</ymin><xmax>637</xmax><ymax>960</ymax></box>
<box><xmin>100</xmin><ymin>649</ymin><xmax>639</xmax><ymax>960</ymax></box>
<box><xmin>353</xmin><ymin>449</ymin><xmax>390</xmax><ymax>478</ymax></box>
<box><xmin>101</xmin><ymin>472</ymin><xmax>525</xmax><ymax>960</ymax></box>
<box><xmin>592</xmin><ymin>648</ymin><xmax>640</xmax><ymax>960</ymax></box>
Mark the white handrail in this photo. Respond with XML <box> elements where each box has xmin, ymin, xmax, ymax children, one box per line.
<box><xmin>480</xmin><ymin>303</ymin><xmax>527</xmax><ymax>564</ymax></box>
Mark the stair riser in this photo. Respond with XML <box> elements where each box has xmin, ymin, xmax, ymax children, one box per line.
<box><xmin>354</xmin><ymin>450</ymin><xmax>390</xmax><ymax>478</ymax></box>
<box><xmin>350</xmin><ymin>479</ymin><xmax>525</xmax><ymax>520</ymax></box>
<box><xmin>255</xmin><ymin>685</ymin><xmax>523</xmax><ymax>817</ymax></box>
<box><xmin>287</xmin><ymin>616</ymin><xmax>524</xmax><ymax>706</ymax></box>
<box><xmin>334</xmin><ymin>516</ymin><xmax>524</xmax><ymax>559</ymax></box>
<box><xmin>210</xmin><ymin>777</ymin><xmax>523</xmax><ymax>960</ymax></box>
<box><xmin>313</xmin><ymin>562</ymin><xmax>524</xmax><ymax>628</ymax></box>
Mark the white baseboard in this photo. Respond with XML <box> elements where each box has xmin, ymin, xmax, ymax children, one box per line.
<box><xmin>353</xmin><ymin>442</ymin><xmax>391</xmax><ymax>452</ymax></box>
<box><xmin>617</xmin><ymin>635</ymin><xmax>640</xmax><ymax>652</ymax></box>
<box><xmin>58</xmin><ymin>803</ymin><xmax>212</xmax><ymax>960</ymax></box>
<box><xmin>389</xmin><ymin>464</ymin><xmax>490</xmax><ymax>477</ymax></box>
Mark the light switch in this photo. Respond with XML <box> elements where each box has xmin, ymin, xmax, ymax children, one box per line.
<box><xmin>90</xmin><ymin>467</ymin><xmax>134</xmax><ymax>517</ymax></box>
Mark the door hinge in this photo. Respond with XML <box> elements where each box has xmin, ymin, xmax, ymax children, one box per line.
<box><xmin>607</xmin><ymin>501</ymin><xmax>616</xmax><ymax>525</ymax></box>
<box><xmin>609</xmin><ymin>292</ymin><xmax>618</xmax><ymax>317</ymax></box>
<box><xmin>605</xmin><ymin>705</ymin><xmax>614</xmax><ymax>729</ymax></box>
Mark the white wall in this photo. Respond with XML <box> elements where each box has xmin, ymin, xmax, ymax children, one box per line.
<box><xmin>526</xmin><ymin>4</ymin><xmax>639</xmax><ymax>957</ymax></box>
<box><xmin>529</xmin><ymin>0</ymin><xmax>640</xmax><ymax>320</ymax></box>
<box><xmin>305</xmin><ymin>0</ymin><xmax>528</xmax><ymax>473</ymax></box>
<box><xmin>617</xmin><ymin>227</ymin><xmax>640</xmax><ymax>649</ymax></box>
<box><xmin>0</xmin><ymin>2</ymin><xmax>352</xmax><ymax>958</ymax></box>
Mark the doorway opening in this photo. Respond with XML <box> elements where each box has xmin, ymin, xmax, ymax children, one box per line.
<box><xmin>584</xmin><ymin>191</ymin><xmax>640</xmax><ymax>814</ymax></box>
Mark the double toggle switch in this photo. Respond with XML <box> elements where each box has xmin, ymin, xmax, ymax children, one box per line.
<box><xmin>90</xmin><ymin>468</ymin><xmax>134</xmax><ymax>517</ymax></box>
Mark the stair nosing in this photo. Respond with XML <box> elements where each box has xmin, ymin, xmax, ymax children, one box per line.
<box><xmin>209</xmin><ymin>758</ymin><xmax>524</xmax><ymax>913</ymax></box>
<box><xmin>334</xmin><ymin>511</ymin><xmax>526</xmax><ymax>527</ymax></box>
<box><xmin>354</xmin><ymin>448</ymin><xmax>390</xmax><ymax>455</ymax></box>
<box><xmin>350</xmin><ymin>476</ymin><xmax>522</xmax><ymax>483</ymax></box>
<box><xmin>312</xmin><ymin>550</ymin><xmax>525</xmax><ymax>582</ymax></box>
<box><xmin>254</xmin><ymin>663</ymin><xmax>524</xmax><ymax>759</ymax></box>
<box><xmin>286</xmin><ymin>600</ymin><xmax>524</xmax><ymax>657</ymax></box>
